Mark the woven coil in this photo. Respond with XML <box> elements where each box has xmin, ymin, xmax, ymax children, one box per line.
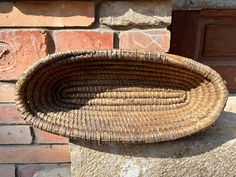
<box><xmin>15</xmin><ymin>50</ymin><xmax>228</xmax><ymax>143</ymax></box>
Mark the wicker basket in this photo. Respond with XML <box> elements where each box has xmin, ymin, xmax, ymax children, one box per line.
<box><xmin>15</xmin><ymin>50</ymin><xmax>228</xmax><ymax>143</ymax></box>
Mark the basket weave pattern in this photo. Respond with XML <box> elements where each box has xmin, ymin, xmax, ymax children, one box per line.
<box><xmin>15</xmin><ymin>50</ymin><xmax>228</xmax><ymax>143</ymax></box>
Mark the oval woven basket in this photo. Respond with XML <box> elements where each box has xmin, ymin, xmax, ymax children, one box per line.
<box><xmin>15</xmin><ymin>50</ymin><xmax>228</xmax><ymax>143</ymax></box>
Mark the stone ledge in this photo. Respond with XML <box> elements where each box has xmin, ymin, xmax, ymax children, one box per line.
<box><xmin>174</xmin><ymin>0</ymin><xmax>236</xmax><ymax>10</ymax></box>
<box><xmin>70</xmin><ymin>95</ymin><xmax>236</xmax><ymax>177</ymax></box>
<box><xmin>100</xmin><ymin>0</ymin><xmax>172</xmax><ymax>28</ymax></box>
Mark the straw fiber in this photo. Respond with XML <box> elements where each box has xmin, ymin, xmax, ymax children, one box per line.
<box><xmin>15</xmin><ymin>50</ymin><xmax>228</xmax><ymax>143</ymax></box>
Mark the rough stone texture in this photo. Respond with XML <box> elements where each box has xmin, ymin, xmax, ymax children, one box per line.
<box><xmin>0</xmin><ymin>165</ymin><xmax>15</xmax><ymax>177</ymax></box>
<box><xmin>0</xmin><ymin>104</ymin><xmax>25</xmax><ymax>124</ymax></box>
<box><xmin>0</xmin><ymin>30</ymin><xmax>48</xmax><ymax>80</ymax></box>
<box><xmin>54</xmin><ymin>31</ymin><xmax>113</xmax><ymax>52</ymax></box>
<box><xmin>18</xmin><ymin>164</ymin><xmax>71</xmax><ymax>177</ymax></box>
<box><xmin>0</xmin><ymin>83</ymin><xmax>15</xmax><ymax>103</ymax></box>
<box><xmin>173</xmin><ymin>0</ymin><xmax>236</xmax><ymax>10</ymax></box>
<box><xmin>70</xmin><ymin>95</ymin><xmax>236</xmax><ymax>177</ymax></box>
<box><xmin>0</xmin><ymin>145</ymin><xmax>70</xmax><ymax>163</ymax></box>
<box><xmin>34</xmin><ymin>128</ymin><xmax>69</xmax><ymax>144</ymax></box>
<box><xmin>100</xmin><ymin>0</ymin><xmax>172</xmax><ymax>28</ymax></box>
<box><xmin>0</xmin><ymin>125</ymin><xmax>32</xmax><ymax>144</ymax></box>
<box><xmin>119</xmin><ymin>29</ymin><xmax>170</xmax><ymax>53</ymax></box>
<box><xmin>0</xmin><ymin>1</ymin><xmax>94</xmax><ymax>27</ymax></box>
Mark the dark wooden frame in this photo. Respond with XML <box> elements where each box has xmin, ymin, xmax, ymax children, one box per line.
<box><xmin>170</xmin><ymin>10</ymin><xmax>236</xmax><ymax>92</ymax></box>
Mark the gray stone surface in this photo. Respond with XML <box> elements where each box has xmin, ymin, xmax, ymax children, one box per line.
<box><xmin>173</xmin><ymin>0</ymin><xmax>236</xmax><ymax>10</ymax></box>
<box><xmin>70</xmin><ymin>95</ymin><xmax>236</xmax><ymax>177</ymax></box>
<box><xmin>33</xmin><ymin>167</ymin><xmax>71</xmax><ymax>177</ymax></box>
<box><xmin>100</xmin><ymin>0</ymin><xmax>172</xmax><ymax>28</ymax></box>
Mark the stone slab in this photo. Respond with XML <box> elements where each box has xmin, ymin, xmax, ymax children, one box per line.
<box><xmin>100</xmin><ymin>0</ymin><xmax>172</xmax><ymax>28</ymax></box>
<box><xmin>70</xmin><ymin>95</ymin><xmax>236</xmax><ymax>177</ymax></box>
<box><xmin>174</xmin><ymin>0</ymin><xmax>236</xmax><ymax>10</ymax></box>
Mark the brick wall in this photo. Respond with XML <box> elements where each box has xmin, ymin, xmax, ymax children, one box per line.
<box><xmin>0</xmin><ymin>1</ymin><xmax>172</xmax><ymax>176</ymax></box>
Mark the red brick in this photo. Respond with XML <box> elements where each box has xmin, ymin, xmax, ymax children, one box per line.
<box><xmin>0</xmin><ymin>1</ymin><xmax>94</xmax><ymax>27</ymax></box>
<box><xmin>34</xmin><ymin>128</ymin><xmax>69</xmax><ymax>144</ymax></box>
<box><xmin>54</xmin><ymin>31</ymin><xmax>113</xmax><ymax>51</ymax></box>
<box><xmin>0</xmin><ymin>82</ymin><xmax>15</xmax><ymax>103</ymax></box>
<box><xmin>0</xmin><ymin>125</ymin><xmax>32</xmax><ymax>144</ymax></box>
<box><xmin>0</xmin><ymin>145</ymin><xmax>70</xmax><ymax>163</ymax></box>
<box><xmin>119</xmin><ymin>29</ymin><xmax>170</xmax><ymax>53</ymax></box>
<box><xmin>0</xmin><ymin>30</ymin><xmax>49</xmax><ymax>80</ymax></box>
<box><xmin>0</xmin><ymin>165</ymin><xmax>15</xmax><ymax>177</ymax></box>
<box><xmin>0</xmin><ymin>104</ymin><xmax>25</xmax><ymax>124</ymax></box>
<box><xmin>18</xmin><ymin>164</ymin><xmax>71</xmax><ymax>177</ymax></box>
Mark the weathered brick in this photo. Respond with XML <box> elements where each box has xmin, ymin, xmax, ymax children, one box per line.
<box><xmin>0</xmin><ymin>145</ymin><xmax>70</xmax><ymax>163</ymax></box>
<box><xmin>34</xmin><ymin>128</ymin><xmax>69</xmax><ymax>144</ymax></box>
<box><xmin>0</xmin><ymin>82</ymin><xmax>15</xmax><ymax>103</ymax></box>
<box><xmin>100</xmin><ymin>0</ymin><xmax>172</xmax><ymax>28</ymax></box>
<box><xmin>33</xmin><ymin>166</ymin><xmax>71</xmax><ymax>177</ymax></box>
<box><xmin>0</xmin><ymin>125</ymin><xmax>32</xmax><ymax>144</ymax></box>
<box><xmin>54</xmin><ymin>31</ymin><xmax>113</xmax><ymax>51</ymax></box>
<box><xmin>0</xmin><ymin>104</ymin><xmax>25</xmax><ymax>124</ymax></box>
<box><xmin>119</xmin><ymin>29</ymin><xmax>170</xmax><ymax>53</ymax></box>
<box><xmin>0</xmin><ymin>1</ymin><xmax>94</xmax><ymax>27</ymax></box>
<box><xmin>18</xmin><ymin>164</ymin><xmax>71</xmax><ymax>177</ymax></box>
<box><xmin>0</xmin><ymin>165</ymin><xmax>15</xmax><ymax>177</ymax></box>
<box><xmin>18</xmin><ymin>165</ymin><xmax>42</xmax><ymax>177</ymax></box>
<box><xmin>0</xmin><ymin>30</ymin><xmax>49</xmax><ymax>80</ymax></box>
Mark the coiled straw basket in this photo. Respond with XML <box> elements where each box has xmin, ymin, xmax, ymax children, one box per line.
<box><xmin>15</xmin><ymin>50</ymin><xmax>228</xmax><ymax>143</ymax></box>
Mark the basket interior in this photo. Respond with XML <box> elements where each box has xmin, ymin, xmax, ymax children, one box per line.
<box><xmin>19</xmin><ymin>56</ymin><xmax>220</xmax><ymax>142</ymax></box>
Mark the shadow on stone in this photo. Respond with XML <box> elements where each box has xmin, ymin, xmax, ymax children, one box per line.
<box><xmin>70</xmin><ymin>111</ymin><xmax>236</xmax><ymax>158</ymax></box>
